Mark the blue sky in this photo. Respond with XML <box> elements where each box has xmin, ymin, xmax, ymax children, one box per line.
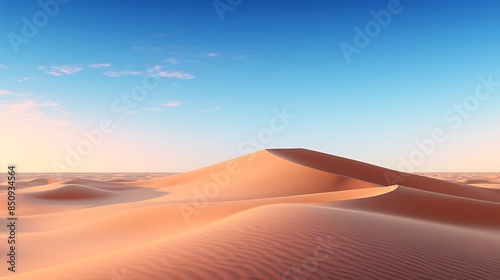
<box><xmin>1</xmin><ymin>0</ymin><xmax>500</xmax><ymax>172</ymax></box>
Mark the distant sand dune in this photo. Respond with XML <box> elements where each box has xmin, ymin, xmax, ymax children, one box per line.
<box><xmin>465</xmin><ymin>179</ymin><xmax>496</xmax><ymax>184</ymax></box>
<box><xmin>58</xmin><ymin>179</ymin><xmax>135</xmax><ymax>191</ymax></box>
<box><xmin>471</xmin><ymin>184</ymin><xmax>500</xmax><ymax>189</ymax></box>
<box><xmin>0</xmin><ymin>178</ymin><xmax>59</xmax><ymax>189</ymax></box>
<box><xmin>27</xmin><ymin>184</ymin><xmax>114</xmax><ymax>200</ymax></box>
<box><xmin>104</xmin><ymin>178</ymin><xmax>134</xmax><ymax>183</ymax></box>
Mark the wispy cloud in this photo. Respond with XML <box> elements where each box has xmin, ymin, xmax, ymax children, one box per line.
<box><xmin>103</xmin><ymin>70</ymin><xmax>142</xmax><ymax>77</ymax></box>
<box><xmin>0</xmin><ymin>65</ymin><xmax>9</xmax><ymax>70</ymax></box>
<box><xmin>88</xmin><ymin>63</ymin><xmax>111</xmax><ymax>68</ymax></box>
<box><xmin>156</xmin><ymin>71</ymin><xmax>194</xmax><ymax>79</ymax></box>
<box><xmin>132</xmin><ymin>44</ymin><xmax>222</xmax><ymax>59</ymax></box>
<box><xmin>14</xmin><ymin>76</ymin><xmax>39</xmax><ymax>82</ymax></box>
<box><xmin>38</xmin><ymin>65</ymin><xmax>83</xmax><ymax>76</ymax></box>
<box><xmin>1</xmin><ymin>97</ymin><xmax>69</xmax><ymax>126</ymax></box>
<box><xmin>0</xmin><ymin>89</ymin><xmax>24</xmax><ymax>97</ymax></box>
<box><xmin>34</xmin><ymin>64</ymin><xmax>112</xmax><ymax>77</ymax></box>
<box><xmin>5</xmin><ymin>100</ymin><xmax>48</xmax><ymax>114</ymax></box>
<box><xmin>134</xmin><ymin>100</ymin><xmax>216</xmax><ymax>118</ymax></box>
<box><xmin>149</xmin><ymin>65</ymin><xmax>194</xmax><ymax>79</ymax></box>
<box><xmin>131</xmin><ymin>100</ymin><xmax>183</xmax><ymax>115</ymax></box>
<box><xmin>105</xmin><ymin>65</ymin><xmax>194</xmax><ymax>79</ymax></box>
<box><xmin>0</xmin><ymin>90</ymin><xmax>14</xmax><ymax>95</ymax></box>
<box><xmin>163</xmin><ymin>101</ymin><xmax>182</xmax><ymax>107</ymax></box>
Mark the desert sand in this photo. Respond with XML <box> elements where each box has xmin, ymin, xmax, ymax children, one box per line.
<box><xmin>0</xmin><ymin>149</ymin><xmax>499</xmax><ymax>279</ymax></box>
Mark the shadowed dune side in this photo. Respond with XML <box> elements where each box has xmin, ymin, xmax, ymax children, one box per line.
<box><xmin>5</xmin><ymin>204</ymin><xmax>500</xmax><ymax>280</ymax></box>
<box><xmin>329</xmin><ymin>185</ymin><xmax>500</xmax><ymax>229</ymax></box>
<box><xmin>26</xmin><ymin>185</ymin><xmax>115</xmax><ymax>200</ymax></box>
<box><xmin>268</xmin><ymin>149</ymin><xmax>500</xmax><ymax>203</ymax></box>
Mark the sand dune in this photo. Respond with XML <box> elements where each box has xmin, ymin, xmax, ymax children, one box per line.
<box><xmin>418</xmin><ymin>172</ymin><xmax>500</xmax><ymax>190</ymax></box>
<box><xmin>330</xmin><ymin>185</ymin><xmax>500</xmax><ymax>229</ymax></box>
<box><xmin>128</xmin><ymin>150</ymin><xmax>379</xmax><ymax>200</ymax></box>
<box><xmin>27</xmin><ymin>184</ymin><xmax>115</xmax><ymax>200</ymax></box>
<box><xmin>269</xmin><ymin>149</ymin><xmax>500</xmax><ymax>202</ymax></box>
<box><xmin>2</xmin><ymin>149</ymin><xmax>499</xmax><ymax>279</ymax></box>
<box><xmin>18</xmin><ymin>179</ymin><xmax>135</xmax><ymax>196</ymax></box>
<box><xmin>465</xmin><ymin>179</ymin><xmax>495</xmax><ymax>184</ymax></box>
<box><xmin>52</xmin><ymin>179</ymin><xmax>136</xmax><ymax>191</ymax></box>
<box><xmin>104</xmin><ymin>178</ymin><xmax>134</xmax><ymax>183</ymax></box>
<box><xmin>0</xmin><ymin>178</ymin><xmax>59</xmax><ymax>189</ymax></box>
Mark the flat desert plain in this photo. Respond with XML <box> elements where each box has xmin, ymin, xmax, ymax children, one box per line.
<box><xmin>0</xmin><ymin>149</ymin><xmax>499</xmax><ymax>279</ymax></box>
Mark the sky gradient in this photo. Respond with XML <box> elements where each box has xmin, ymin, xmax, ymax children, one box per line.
<box><xmin>1</xmin><ymin>0</ymin><xmax>499</xmax><ymax>172</ymax></box>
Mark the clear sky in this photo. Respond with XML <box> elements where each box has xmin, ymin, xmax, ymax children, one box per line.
<box><xmin>1</xmin><ymin>0</ymin><xmax>499</xmax><ymax>172</ymax></box>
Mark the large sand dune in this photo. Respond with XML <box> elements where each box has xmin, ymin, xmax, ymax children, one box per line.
<box><xmin>1</xmin><ymin>149</ymin><xmax>499</xmax><ymax>279</ymax></box>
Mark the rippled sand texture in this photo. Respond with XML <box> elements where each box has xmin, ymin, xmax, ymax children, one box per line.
<box><xmin>1</xmin><ymin>149</ymin><xmax>499</xmax><ymax>279</ymax></box>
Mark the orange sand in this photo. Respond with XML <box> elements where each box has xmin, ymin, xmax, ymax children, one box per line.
<box><xmin>0</xmin><ymin>149</ymin><xmax>499</xmax><ymax>279</ymax></box>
